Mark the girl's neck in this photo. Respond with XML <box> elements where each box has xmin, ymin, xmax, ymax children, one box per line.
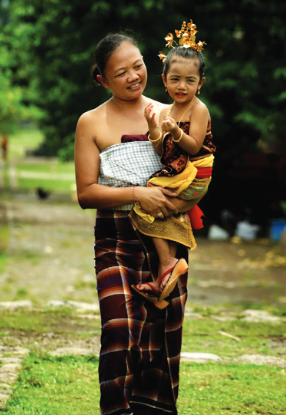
<box><xmin>169</xmin><ymin>96</ymin><xmax>196</xmax><ymax>122</ymax></box>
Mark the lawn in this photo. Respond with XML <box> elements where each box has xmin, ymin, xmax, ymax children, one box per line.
<box><xmin>2</xmin><ymin>129</ymin><xmax>76</xmax><ymax>194</ymax></box>
<box><xmin>1</xmin><ymin>308</ymin><xmax>286</xmax><ymax>414</ymax></box>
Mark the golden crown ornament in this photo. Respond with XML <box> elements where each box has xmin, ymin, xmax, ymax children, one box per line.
<box><xmin>158</xmin><ymin>19</ymin><xmax>206</xmax><ymax>63</ymax></box>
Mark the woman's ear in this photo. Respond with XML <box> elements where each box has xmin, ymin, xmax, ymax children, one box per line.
<box><xmin>97</xmin><ymin>75</ymin><xmax>109</xmax><ymax>89</ymax></box>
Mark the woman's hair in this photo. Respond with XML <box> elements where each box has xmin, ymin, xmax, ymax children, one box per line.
<box><xmin>91</xmin><ymin>33</ymin><xmax>138</xmax><ymax>86</ymax></box>
<box><xmin>162</xmin><ymin>47</ymin><xmax>205</xmax><ymax>79</ymax></box>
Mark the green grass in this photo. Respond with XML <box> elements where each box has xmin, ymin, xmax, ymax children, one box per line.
<box><xmin>0</xmin><ymin>225</ymin><xmax>10</xmax><ymax>274</ymax></box>
<box><xmin>17</xmin><ymin>178</ymin><xmax>75</xmax><ymax>193</ymax></box>
<box><xmin>0</xmin><ymin>308</ymin><xmax>286</xmax><ymax>413</ymax></box>
<box><xmin>0</xmin><ymin>309</ymin><xmax>100</xmax><ymax>336</ymax></box>
<box><xmin>4</xmin><ymin>129</ymin><xmax>76</xmax><ymax>193</ymax></box>
<box><xmin>3</xmin><ymin>354</ymin><xmax>286</xmax><ymax>414</ymax></box>
<box><xmin>9</xmin><ymin>130</ymin><xmax>44</xmax><ymax>159</ymax></box>
<box><xmin>182</xmin><ymin>319</ymin><xmax>286</xmax><ymax>358</ymax></box>
<box><xmin>4</xmin><ymin>354</ymin><xmax>100</xmax><ymax>415</ymax></box>
<box><xmin>178</xmin><ymin>362</ymin><xmax>286</xmax><ymax>414</ymax></box>
<box><xmin>16</xmin><ymin>161</ymin><xmax>75</xmax><ymax>174</ymax></box>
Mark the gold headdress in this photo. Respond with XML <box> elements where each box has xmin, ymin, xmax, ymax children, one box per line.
<box><xmin>159</xmin><ymin>19</ymin><xmax>206</xmax><ymax>63</ymax></box>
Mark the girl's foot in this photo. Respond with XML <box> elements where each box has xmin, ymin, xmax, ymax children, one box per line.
<box><xmin>159</xmin><ymin>258</ymin><xmax>188</xmax><ymax>301</ymax></box>
<box><xmin>135</xmin><ymin>257</ymin><xmax>178</xmax><ymax>294</ymax></box>
<box><xmin>157</xmin><ymin>257</ymin><xmax>179</xmax><ymax>291</ymax></box>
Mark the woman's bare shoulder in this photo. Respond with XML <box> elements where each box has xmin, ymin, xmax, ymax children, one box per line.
<box><xmin>77</xmin><ymin>103</ymin><xmax>107</xmax><ymax>127</ymax></box>
<box><xmin>144</xmin><ymin>97</ymin><xmax>167</xmax><ymax>112</ymax></box>
<box><xmin>160</xmin><ymin>104</ymin><xmax>172</xmax><ymax>117</ymax></box>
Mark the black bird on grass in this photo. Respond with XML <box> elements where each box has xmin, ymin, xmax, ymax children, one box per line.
<box><xmin>36</xmin><ymin>187</ymin><xmax>51</xmax><ymax>200</ymax></box>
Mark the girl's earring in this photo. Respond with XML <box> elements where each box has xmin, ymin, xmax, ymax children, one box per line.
<box><xmin>197</xmin><ymin>89</ymin><xmax>200</xmax><ymax>95</ymax></box>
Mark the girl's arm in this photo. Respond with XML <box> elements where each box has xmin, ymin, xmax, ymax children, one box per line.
<box><xmin>74</xmin><ymin>112</ymin><xmax>178</xmax><ymax>216</ymax></box>
<box><xmin>161</xmin><ymin>101</ymin><xmax>209</xmax><ymax>155</ymax></box>
<box><xmin>144</xmin><ymin>103</ymin><xmax>164</xmax><ymax>155</ymax></box>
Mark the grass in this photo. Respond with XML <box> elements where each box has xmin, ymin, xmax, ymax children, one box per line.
<box><xmin>0</xmin><ymin>225</ymin><xmax>10</xmax><ymax>274</ymax></box>
<box><xmin>178</xmin><ymin>362</ymin><xmax>286</xmax><ymax>414</ymax></box>
<box><xmin>9</xmin><ymin>129</ymin><xmax>44</xmax><ymax>159</ymax></box>
<box><xmin>3</xmin><ymin>353</ymin><xmax>286</xmax><ymax>414</ymax></box>
<box><xmin>17</xmin><ymin>178</ymin><xmax>75</xmax><ymax>193</ymax></box>
<box><xmin>0</xmin><ymin>308</ymin><xmax>100</xmax><ymax>336</ymax></box>
<box><xmin>3</xmin><ymin>129</ymin><xmax>76</xmax><ymax>193</ymax></box>
<box><xmin>1</xmin><ymin>308</ymin><xmax>286</xmax><ymax>413</ymax></box>
<box><xmin>4</xmin><ymin>354</ymin><xmax>100</xmax><ymax>415</ymax></box>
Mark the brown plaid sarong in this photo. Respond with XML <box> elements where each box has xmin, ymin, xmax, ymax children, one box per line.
<box><xmin>94</xmin><ymin>209</ymin><xmax>188</xmax><ymax>415</ymax></box>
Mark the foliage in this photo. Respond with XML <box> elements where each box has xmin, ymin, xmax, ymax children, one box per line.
<box><xmin>1</xmin><ymin>0</ymin><xmax>285</xmax><ymax>160</ymax></box>
<box><xmin>0</xmin><ymin>0</ymin><xmax>43</xmax><ymax>135</ymax></box>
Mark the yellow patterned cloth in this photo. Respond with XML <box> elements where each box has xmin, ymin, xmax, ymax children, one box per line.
<box><xmin>133</xmin><ymin>154</ymin><xmax>214</xmax><ymax>224</ymax></box>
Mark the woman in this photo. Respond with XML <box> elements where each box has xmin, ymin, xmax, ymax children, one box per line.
<box><xmin>75</xmin><ymin>33</ymin><xmax>200</xmax><ymax>415</ymax></box>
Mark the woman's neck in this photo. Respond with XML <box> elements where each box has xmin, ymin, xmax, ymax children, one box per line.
<box><xmin>109</xmin><ymin>95</ymin><xmax>147</xmax><ymax>113</ymax></box>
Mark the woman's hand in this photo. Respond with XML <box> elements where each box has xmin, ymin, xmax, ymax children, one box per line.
<box><xmin>166</xmin><ymin>190</ymin><xmax>207</xmax><ymax>213</ymax></box>
<box><xmin>135</xmin><ymin>186</ymin><xmax>178</xmax><ymax>218</ymax></box>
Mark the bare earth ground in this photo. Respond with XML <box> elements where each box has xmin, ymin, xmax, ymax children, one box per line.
<box><xmin>1</xmin><ymin>191</ymin><xmax>285</xmax><ymax>307</ymax></box>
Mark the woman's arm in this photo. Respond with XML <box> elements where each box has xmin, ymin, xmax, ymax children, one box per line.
<box><xmin>161</xmin><ymin>101</ymin><xmax>209</xmax><ymax>155</ymax></box>
<box><xmin>74</xmin><ymin>112</ymin><xmax>177</xmax><ymax>215</ymax></box>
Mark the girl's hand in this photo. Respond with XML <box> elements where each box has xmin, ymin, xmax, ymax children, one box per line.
<box><xmin>135</xmin><ymin>185</ymin><xmax>178</xmax><ymax>218</ymax></box>
<box><xmin>161</xmin><ymin>117</ymin><xmax>177</xmax><ymax>133</ymax></box>
<box><xmin>144</xmin><ymin>103</ymin><xmax>158</xmax><ymax>130</ymax></box>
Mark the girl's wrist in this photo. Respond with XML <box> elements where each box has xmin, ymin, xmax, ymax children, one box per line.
<box><xmin>149</xmin><ymin>125</ymin><xmax>159</xmax><ymax>135</ymax></box>
<box><xmin>148</xmin><ymin>127</ymin><xmax>162</xmax><ymax>143</ymax></box>
<box><xmin>171</xmin><ymin>125</ymin><xmax>181</xmax><ymax>137</ymax></box>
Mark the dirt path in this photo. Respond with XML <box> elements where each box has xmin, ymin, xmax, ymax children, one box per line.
<box><xmin>1</xmin><ymin>191</ymin><xmax>286</xmax><ymax>307</ymax></box>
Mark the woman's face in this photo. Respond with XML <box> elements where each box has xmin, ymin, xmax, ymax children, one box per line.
<box><xmin>99</xmin><ymin>41</ymin><xmax>147</xmax><ymax>101</ymax></box>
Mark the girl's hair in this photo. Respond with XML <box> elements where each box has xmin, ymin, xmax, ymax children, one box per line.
<box><xmin>91</xmin><ymin>33</ymin><xmax>138</xmax><ymax>86</ymax></box>
<box><xmin>162</xmin><ymin>47</ymin><xmax>205</xmax><ymax>79</ymax></box>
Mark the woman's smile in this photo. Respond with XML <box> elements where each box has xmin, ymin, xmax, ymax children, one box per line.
<box><xmin>128</xmin><ymin>82</ymin><xmax>141</xmax><ymax>90</ymax></box>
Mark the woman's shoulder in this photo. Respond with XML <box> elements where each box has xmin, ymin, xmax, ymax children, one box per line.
<box><xmin>144</xmin><ymin>96</ymin><xmax>167</xmax><ymax>112</ymax></box>
<box><xmin>77</xmin><ymin>103</ymin><xmax>107</xmax><ymax>126</ymax></box>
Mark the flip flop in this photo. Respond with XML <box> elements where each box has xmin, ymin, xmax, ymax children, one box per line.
<box><xmin>131</xmin><ymin>284</ymin><xmax>169</xmax><ymax>309</ymax></box>
<box><xmin>159</xmin><ymin>258</ymin><xmax>188</xmax><ymax>301</ymax></box>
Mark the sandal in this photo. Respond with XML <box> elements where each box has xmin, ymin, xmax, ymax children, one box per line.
<box><xmin>159</xmin><ymin>258</ymin><xmax>188</xmax><ymax>301</ymax></box>
<box><xmin>131</xmin><ymin>284</ymin><xmax>169</xmax><ymax>309</ymax></box>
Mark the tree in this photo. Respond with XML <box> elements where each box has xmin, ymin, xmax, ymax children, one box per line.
<box><xmin>0</xmin><ymin>0</ymin><xmax>42</xmax><ymax>136</ymax></box>
<box><xmin>3</xmin><ymin>0</ymin><xmax>286</xmax><ymax>220</ymax></box>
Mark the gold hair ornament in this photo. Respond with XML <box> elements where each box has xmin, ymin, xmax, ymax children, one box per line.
<box><xmin>158</xmin><ymin>19</ymin><xmax>206</xmax><ymax>63</ymax></box>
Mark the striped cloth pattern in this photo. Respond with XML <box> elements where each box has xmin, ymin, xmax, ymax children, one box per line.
<box><xmin>94</xmin><ymin>210</ymin><xmax>188</xmax><ymax>415</ymax></box>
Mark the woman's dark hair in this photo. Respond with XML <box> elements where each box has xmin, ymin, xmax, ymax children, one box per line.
<box><xmin>91</xmin><ymin>33</ymin><xmax>138</xmax><ymax>86</ymax></box>
<box><xmin>162</xmin><ymin>47</ymin><xmax>205</xmax><ymax>79</ymax></box>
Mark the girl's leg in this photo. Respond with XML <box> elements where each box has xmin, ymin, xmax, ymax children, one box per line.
<box><xmin>153</xmin><ymin>237</ymin><xmax>178</xmax><ymax>290</ymax></box>
<box><xmin>137</xmin><ymin>238</ymin><xmax>177</xmax><ymax>292</ymax></box>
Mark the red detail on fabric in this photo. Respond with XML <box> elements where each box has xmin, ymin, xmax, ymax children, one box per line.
<box><xmin>192</xmin><ymin>191</ymin><xmax>201</xmax><ymax>197</ymax></box>
<box><xmin>196</xmin><ymin>167</ymin><xmax>213</xmax><ymax>178</ymax></box>
<box><xmin>188</xmin><ymin>205</ymin><xmax>204</xmax><ymax>229</ymax></box>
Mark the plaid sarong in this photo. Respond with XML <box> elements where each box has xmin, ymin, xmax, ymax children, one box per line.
<box><xmin>94</xmin><ymin>210</ymin><xmax>188</xmax><ymax>415</ymax></box>
<box><xmin>98</xmin><ymin>141</ymin><xmax>162</xmax><ymax>188</ymax></box>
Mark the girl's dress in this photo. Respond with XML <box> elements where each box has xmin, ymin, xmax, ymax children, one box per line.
<box><xmin>129</xmin><ymin>120</ymin><xmax>216</xmax><ymax>250</ymax></box>
<box><xmin>95</xmin><ymin>136</ymin><xmax>188</xmax><ymax>415</ymax></box>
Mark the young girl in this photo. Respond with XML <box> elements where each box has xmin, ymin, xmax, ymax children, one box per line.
<box><xmin>130</xmin><ymin>20</ymin><xmax>216</xmax><ymax>307</ymax></box>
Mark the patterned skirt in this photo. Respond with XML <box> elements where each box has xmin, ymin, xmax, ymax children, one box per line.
<box><xmin>94</xmin><ymin>209</ymin><xmax>188</xmax><ymax>415</ymax></box>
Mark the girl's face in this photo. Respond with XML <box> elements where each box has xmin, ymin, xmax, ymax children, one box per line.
<box><xmin>162</xmin><ymin>57</ymin><xmax>205</xmax><ymax>104</ymax></box>
<box><xmin>98</xmin><ymin>41</ymin><xmax>147</xmax><ymax>101</ymax></box>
